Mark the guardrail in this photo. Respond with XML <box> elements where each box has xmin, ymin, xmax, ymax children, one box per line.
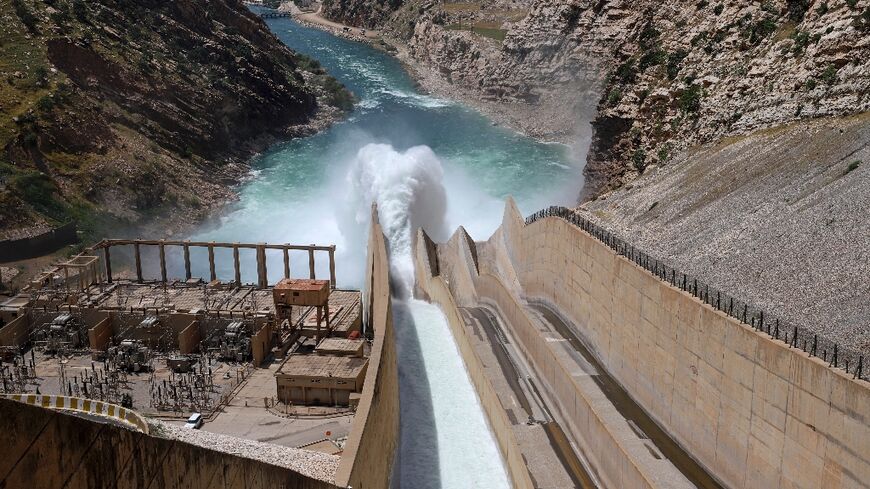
<box><xmin>1</xmin><ymin>393</ymin><xmax>150</xmax><ymax>433</ymax></box>
<box><xmin>526</xmin><ymin>206</ymin><xmax>865</xmax><ymax>381</ymax></box>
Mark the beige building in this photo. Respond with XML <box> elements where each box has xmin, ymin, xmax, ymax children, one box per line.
<box><xmin>314</xmin><ymin>337</ymin><xmax>365</xmax><ymax>357</ymax></box>
<box><xmin>275</xmin><ymin>354</ymin><xmax>368</xmax><ymax>406</ymax></box>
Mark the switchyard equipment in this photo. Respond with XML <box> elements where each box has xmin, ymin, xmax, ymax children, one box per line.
<box><xmin>32</xmin><ymin>313</ymin><xmax>84</xmax><ymax>353</ymax></box>
<box><xmin>218</xmin><ymin>321</ymin><xmax>252</xmax><ymax>362</ymax></box>
<box><xmin>108</xmin><ymin>340</ymin><xmax>149</xmax><ymax>372</ymax></box>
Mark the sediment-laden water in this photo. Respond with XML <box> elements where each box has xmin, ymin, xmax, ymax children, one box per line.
<box><xmin>185</xmin><ymin>14</ymin><xmax>583</xmax><ymax>488</ymax></box>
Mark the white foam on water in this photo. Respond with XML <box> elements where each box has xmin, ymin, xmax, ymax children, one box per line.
<box><xmin>340</xmin><ymin>143</ymin><xmax>510</xmax><ymax>488</ymax></box>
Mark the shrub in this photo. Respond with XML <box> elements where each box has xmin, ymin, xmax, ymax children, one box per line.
<box><xmin>792</xmin><ymin>30</ymin><xmax>810</xmax><ymax>53</ymax></box>
<box><xmin>667</xmin><ymin>49</ymin><xmax>688</xmax><ymax>79</ymax></box>
<box><xmin>748</xmin><ymin>17</ymin><xmax>778</xmax><ymax>44</ymax></box>
<box><xmin>713</xmin><ymin>4</ymin><xmax>724</xmax><ymax>15</ymax></box>
<box><xmin>786</xmin><ymin>0</ymin><xmax>812</xmax><ymax>22</ymax></box>
<box><xmin>319</xmin><ymin>76</ymin><xmax>354</xmax><ymax>111</ymax></box>
<box><xmin>639</xmin><ymin>22</ymin><xmax>660</xmax><ymax>50</ymax></box>
<box><xmin>632</xmin><ymin>149</ymin><xmax>647</xmax><ymax>173</ymax></box>
<box><xmin>607</xmin><ymin>89</ymin><xmax>622</xmax><ymax>106</ymax></box>
<box><xmin>820</xmin><ymin>65</ymin><xmax>838</xmax><ymax>84</ymax></box>
<box><xmin>12</xmin><ymin>0</ymin><xmax>39</xmax><ymax>34</ymax></box>
<box><xmin>815</xmin><ymin>2</ymin><xmax>828</xmax><ymax>16</ymax></box>
<box><xmin>844</xmin><ymin>160</ymin><xmax>860</xmax><ymax>174</ymax></box>
<box><xmin>845</xmin><ymin>0</ymin><xmax>857</xmax><ymax>8</ymax></box>
<box><xmin>657</xmin><ymin>143</ymin><xmax>672</xmax><ymax>162</ymax></box>
<box><xmin>639</xmin><ymin>48</ymin><xmax>666</xmax><ymax>70</ymax></box>
<box><xmin>805</xmin><ymin>77</ymin><xmax>817</xmax><ymax>90</ymax></box>
<box><xmin>679</xmin><ymin>84</ymin><xmax>703</xmax><ymax>113</ymax></box>
<box><xmin>12</xmin><ymin>172</ymin><xmax>66</xmax><ymax>219</ymax></box>
<box><xmin>72</xmin><ymin>0</ymin><xmax>88</xmax><ymax>21</ymax></box>
<box><xmin>36</xmin><ymin>95</ymin><xmax>54</xmax><ymax>112</ymax></box>
<box><xmin>614</xmin><ymin>59</ymin><xmax>637</xmax><ymax>84</ymax></box>
<box><xmin>33</xmin><ymin>66</ymin><xmax>49</xmax><ymax>89</ymax></box>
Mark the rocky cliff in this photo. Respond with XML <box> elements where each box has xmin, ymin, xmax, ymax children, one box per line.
<box><xmin>0</xmin><ymin>0</ymin><xmax>351</xmax><ymax>241</ymax></box>
<box><xmin>323</xmin><ymin>0</ymin><xmax>869</xmax><ymax>198</ymax></box>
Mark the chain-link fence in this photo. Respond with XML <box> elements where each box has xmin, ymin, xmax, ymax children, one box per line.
<box><xmin>526</xmin><ymin>206</ymin><xmax>865</xmax><ymax>381</ymax></box>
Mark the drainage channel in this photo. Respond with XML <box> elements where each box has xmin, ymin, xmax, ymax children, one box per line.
<box><xmin>463</xmin><ymin>307</ymin><xmax>598</xmax><ymax>489</ymax></box>
<box><xmin>529</xmin><ymin>303</ymin><xmax>725</xmax><ymax>489</ymax></box>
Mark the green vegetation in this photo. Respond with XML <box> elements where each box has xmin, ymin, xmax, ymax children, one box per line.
<box><xmin>854</xmin><ymin>7</ymin><xmax>870</xmax><ymax>31</ymax></box>
<box><xmin>713</xmin><ymin>4</ymin><xmax>724</xmax><ymax>15</ymax></box>
<box><xmin>11</xmin><ymin>171</ymin><xmax>67</xmax><ymax>220</ymax></box>
<box><xmin>844</xmin><ymin>160</ymin><xmax>860</xmax><ymax>175</ymax></box>
<box><xmin>607</xmin><ymin>89</ymin><xmax>622</xmax><ymax>106</ymax></box>
<box><xmin>679</xmin><ymin>84</ymin><xmax>703</xmax><ymax>113</ymax></box>
<box><xmin>667</xmin><ymin>49</ymin><xmax>688</xmax><ymax>79</ymax></box>
<box><xmin>657</xmin><ymin>143</ymin><xmax>673</xmax><ymax>163</ymax></box>
<box><xmin>294</xmin><ymin>53</ymin><xmax>325</xmax><ymax>74</ymax></box>
<box><xmin>12</xmin><ymin>0</ymin><xmax>39</xmax><ymax>34</ymax></box>
<box><xmin>747</xmin><ymin>17</ymin><xmax>779</xmax><ymax>44</ymax></box>
<box><xmin>639</xmin><ymin>48</ymin><xmax>666</xmax><ymax>70</ymax></box>
<box><xmin>815</xmin><ymin>2</ymin><xmax>829</xmax><ymax>16</ymax></box>
<box><xmin>845</xmin><ymin>0</ymin><xmax>857</xmax><ymax>8</ymax></box>
<box><xmin>317</xmin><ymin>75</ymin><xmax>355</xmax><ymax>111</ymax></box>
<box><xmin>632</xmin><ymin>149</ymin><xmax>647</xmax><ymax>173</ymax></box>
<box><xmin>791</xmin><ymin>30</ymin><xmax>811</xmax><ymax>54</ymax></box>
<box><xmin>613</xmin><ymin>59</ymin><xmax>637</xmax><ymax>84</ymax></box>
<box><xmin>820</xmin><ymin>64</ymin><xmax>838</xmax><ymax>85</ymax></box>
<box><xmin>786</xmin><ymin>0</ymin><xmax>812</xmax><ymax>22</ymax></box>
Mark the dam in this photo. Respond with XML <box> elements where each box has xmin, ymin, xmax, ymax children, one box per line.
<box><xmin>1</xmin><ymin>6</ymin><xmax>868</xmax><ymax>489</ymax></box>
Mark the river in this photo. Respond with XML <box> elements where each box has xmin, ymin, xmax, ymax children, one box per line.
<box><xmin>188</xmin><ymin>13</ymin><xmax>583</xmax><ymax>489</ymax></box>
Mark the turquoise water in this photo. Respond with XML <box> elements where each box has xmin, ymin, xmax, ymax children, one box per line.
<box><xmin>185</xmin><ymin>14</ymin><xmax>583</xmax><ymax>489</ymax></box>
<box><xmin>188</xmin><ymin>16</ymin><xmax>581</xmax><ymax>287</ymax></box>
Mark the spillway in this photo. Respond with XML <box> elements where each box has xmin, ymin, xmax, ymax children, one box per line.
<box><xmin>185</xmin><ymin>13</ymin><xmax>584</xmax><ymax>488</ymax></box>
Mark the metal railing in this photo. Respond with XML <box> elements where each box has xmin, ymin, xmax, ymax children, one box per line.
<box><xmin>525</xmin><ymin>206</ymin><xmax>865</xmax><ymax>381</ymax></box>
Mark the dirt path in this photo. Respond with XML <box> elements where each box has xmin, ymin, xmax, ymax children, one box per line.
<box><xmin>284</xmin><ymin>2</ymin><xmax>380</xmax><ymax>41</ymax></box>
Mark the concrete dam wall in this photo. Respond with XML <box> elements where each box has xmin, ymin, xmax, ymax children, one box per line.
<box><xmin>0</xmin><ymin>397</ymin><xmax>335</xmax><ymax>489</ymax></box>
<box><xmin>335</xmin><ymin>204</ymin><xmax>400</xmax><ymax>488</ymax></box>
<box><xmin>415</xmin><ymin>198</ymin><xmax>870</xmax><ymax>489</ymax></box>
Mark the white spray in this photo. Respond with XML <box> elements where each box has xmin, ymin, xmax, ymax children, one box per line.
<box><xmin>340</xmin><ymin>143</ymin><xmax>510</xmax><ymax>488</ymax></box>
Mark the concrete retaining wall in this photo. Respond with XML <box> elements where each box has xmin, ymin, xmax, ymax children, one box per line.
<box><xmin>0</xmin><ymin>397</ymin><xmax>335</xmax><ymax>489</ymax></box>
<box><xmin>0</xmin><ymin>311</ymin><xmax>30</xmax><ymax>347</ymax></box>
<box><xmin>334</xmin><ymin>204</ymin><xmax>400</xmax><ymax>488</ymax></box>
<box><xmin>426</xmin><ymin>198</ymin><xmax>870</xmax><ymax>489</ymax></box>
<box><xmin>0</xmin><ymin>222</ymin><xmax>78</xmax><ymax>262</ymax></box>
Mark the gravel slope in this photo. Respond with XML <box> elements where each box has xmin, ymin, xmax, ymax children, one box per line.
<box><xmin>581</xmin><ymin>113</ymin><xmax>870</xmax><ymax>355</ymax></box>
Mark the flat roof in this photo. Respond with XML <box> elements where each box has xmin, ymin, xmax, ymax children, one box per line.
<box><xmin>315</xmin><ymin>338</ymin><xmax>364</xmax><ymax>353</ymax></box>
<box><xmin>277</xmin><ymin>354</ymin><xmax>368</xmax><ymax>379</ymax></box>
<box><xmin>274</xmin><ymin>279</ymin><xmax>330</xmax><ymax>291</ymax></box>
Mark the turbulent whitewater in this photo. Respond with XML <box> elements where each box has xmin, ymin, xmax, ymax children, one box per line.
<box><xmin>182</xmin><ymin>14</ymin><xmax>583</xmax><ymax>488</ymax></box>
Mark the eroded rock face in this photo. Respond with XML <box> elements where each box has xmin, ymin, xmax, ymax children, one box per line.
<box><xmin>1</xmin><ymin>0</ymin><xmax>349</xmax><ymax>238</ymax></box>
<box><xmin>324</xmin><ymin>0</ymin><xmax>869</xmax><ymax>199</ymax></box>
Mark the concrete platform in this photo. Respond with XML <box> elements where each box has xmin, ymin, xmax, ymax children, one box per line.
<box><xmin>202</xmin><ymin>358</ymin><xmax>353</xmax><ymax>449</ymax></box>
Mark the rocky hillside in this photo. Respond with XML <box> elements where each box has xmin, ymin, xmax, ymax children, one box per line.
<box><xmin>0</xmin><ymin>0</ymin><xmax>352</xmax><ymax>241</ymax></box>
<box><xmin>322</xmin><ymin>0</ymin><xmax>869</xmax><ymax>198</ymax></box>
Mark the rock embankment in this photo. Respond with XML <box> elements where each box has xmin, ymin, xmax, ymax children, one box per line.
<box><xmin>322</xmin><ymin>0</ymin><xmax>869</xmax><ymax>199</ymax></box>
<box><xmin>0</xmin><ymin>0</ymin><xmax>352</xmax><ymax>240</ymax></box>
<box><xmin>581</xmin><ymin>114</ymin><xmax>870</xmax><ymax>355</ymax></box>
